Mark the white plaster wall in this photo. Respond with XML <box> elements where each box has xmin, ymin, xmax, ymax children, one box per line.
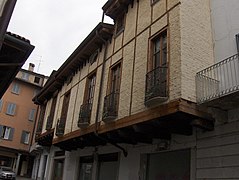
<box><xmin>211</xmin><ymin>0</ymin><xmax>239</xmax><ymax>62</ymax></box>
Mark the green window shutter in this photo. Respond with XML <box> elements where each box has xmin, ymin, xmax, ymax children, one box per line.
<box><xmin>8</xmin><ymin>128</ymin><xmax>14</xmax><ymax>141</ymax></box>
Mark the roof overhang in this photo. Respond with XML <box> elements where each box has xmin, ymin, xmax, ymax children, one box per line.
<box><xmin>102</xmin><ymin>0</ymin><xmax>134</xmax><ymax>20</ymax></box>
<box><xmin>0</xmin><ymin>32</ymin><xmax>35</xmax><ymax>98</ymax></box>
<box><xmin>51</xmin><ymin>99</ymin><xmax>214</xmax><ymax>151</ymax></box>
<box><xmin>33</xmin><ymin>22</ymin><xmax>114</xmax><ymax>104</ymax></box>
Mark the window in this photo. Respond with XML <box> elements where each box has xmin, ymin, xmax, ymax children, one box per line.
<box><xmin>79</xmin><ymin>156</ymin><xmax>93</xmax><ymax>180</ymax></box>
<box><xmin>85</xmin><ymin>73</ymin><xmax>96</xmax><ymax>105</ymax></box>
<box><xmin>29</xmin><ymin>109</ymin><xmax>36</xmax><ymax>121</ymax></box>
<box><xmin>78</xmin><ymin>73</ymin><xmax>96</xmax><ymax>126</ymax></box>
<box><xmin>103</xmin><ymin>63</ymin><xmax>121</xmax><ymax>121</ymax></box>
<box><xmin>151</xmin><ymin>31</ymin><xmax>167</xmax><ymax>69</ymax></box>
<box><xmin>109</xmin><ymin>63</ymin><xmax>121</xmax><ymax>94</ymax></box>
<box><xmin>21</xmin><ymin>131</ymin><xmax>30</xmax><ymax>144</ymax></box>
<box><xmin>115</xmin><ymin>13</ymin><xmax>125</xmax><ymax>34</ymax></box>
<box><xmin>78</xmin><ymin>153</ymin><xmax>119</xmax><ymax>180</ymax></box>
<box><xmin>140</xmin><ymin>149</ymin><xmax>190</xmax><ymax>180</ymax></box>
<box><xmin>22</xmin><ymin>72</ymin><xmax>29</xmax><ymax>81</ymax></box>
<box><xmin>89</xmin><ymin>50</ymin><xmax>98</xmax><ymax>64</ymax></box>
<box><xmin>56</xmin><ymin>91</ymin><xmax>71</xmax><ymax>136</ymax></box>
<box><xmin>0</xmin><ymin>126</ymin><xmax>14</xmax><ymax>140</ymax></box>
<box><xmin>46</xmin><ymin>96</ymin><xmax>57</xmax><ymax>130</ymax></box>
<box><xmin>6</xmin><ymin>103</ymin><xmax>16</xmax><ymax>116</ymax></box>
<box><xmin>34</xmin><ymin>76</ymin><xmax>40</xmax><ymax>84</ymax></box>
<box><xmin>0</xmin><ymin>99</ymin><xmax>3</xmax><ymax>112</ymax></box>
<box><xmin>97</xmin><ymin>153</ymin><xmax>119</xmax><ymax>180</ymax></box>
<box><xmin>145</xmin><ymin>30</ymin><xmax>168</xmax><ymax>105</ymax></box>
<box><xmin>11</xmin><ymin>83</ymin><xmax>20</xmax><ymax>94</ymax></box>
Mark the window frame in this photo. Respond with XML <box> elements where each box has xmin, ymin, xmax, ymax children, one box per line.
<box><xmin>34</xmin><ymin>76</ymin><xmax>40</xmax><ymax>84</ymax></box>
<box><xmin>0</xmin><ymin>126</ymin><xmax>14</xmax><ymax>141</ymax></box>
<box><xmin>28</xmin><ymin>109</ymin><xmax>36</xmax><ymax>121</ymax></box>
<box><xmin>115</xmin><ymin>12</ymin><xmax>125</xmax><ymax>36</ymax></box>
<box><xmin>6</xmin><ymin>103</ymin><xmax>16</xmax><ymax>116</ymax></box>
<box><xmin>83</xmin><ymin>72</ymin><xmax>97</xmax><ymax>105</ymax></box>
<box><xmin>11</xmin><ymin>82</ymin><xmax>20</xmax><ymax>94</ymax></box>
<box><xmin>22</xmin><ymin>72</ymin><xmax>29</xmax><ymax>81</ymax></box>
<box><xmin>78</xmin><ymin>153</ymin><xmax>119</xmax><ymax>180</ymax></box>
<box><xmin>107</xmin><ymin>61</ymin><xmax>122</xmax><ymax>95</ymax></box>
<box><xmin>21</xmin><ymin>131</ymin><xmax>30</xmax><ymax>144</ymax></box>
<box><xmin>149</xmin><ymin>30</ymin><xmax>168</xmax><ymax>71</ymax></box>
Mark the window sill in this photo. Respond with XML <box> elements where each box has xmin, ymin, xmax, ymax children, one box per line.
<box><xmin>6</xmin><ymin>113</ymin><xmax>14</xmax><ymax>116</ymax></box>
<box><xmin>1</xmin><ymin>138</ymin><xmax>12</xmax><ymax>141</ymax></box>
<box><xmin>11</xmin><ymin>91</ymin><xmax>19</xmax><ymax>95</ymax></box>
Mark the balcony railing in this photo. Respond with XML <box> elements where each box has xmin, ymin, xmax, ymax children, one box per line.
<box><xmin>55</xmin><ymin>118</ymin><xmax>65</xmax><ymax>136</ymax></box>
<box><xmin>78</xmin><ymin>103</ymin><xmax>92</xmax><ymax>128</ymax></box>
<box><xmin>196</xmin><ymin>54</ymin><xmax>239</xmax><ymax>104</ymax></box>
<box><xmin>145</xmin><ymin>66</ymin><xmax>168</xmax><ymax>106</ymax></box>
<box><xmin>36</xmin><ymin>120</ymin><xmax>43</xmax><ymax>136</ymax></box>
<box><xmin>45</xmin><ymin>115</ymin><xmax>53</xmax><ymax>130</ymax></box>
<box><xmin>102</xmin><ymin>92</ymin><xmax>119</xmax><ymax>122</ymax></box>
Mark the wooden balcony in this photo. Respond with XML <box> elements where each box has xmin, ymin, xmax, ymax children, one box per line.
<box><xmin>196</xmin><ymin>54</ymin><xmax>239</xmax><ymax>110</ymax></box>
<box><xmin>102</xmin><ymin>92</ymin><xmax>119</xmax><ymax>122</ymax></box>
<box><xmin>145</xmin><ymin>66</ymin><xmax>168</xmax><ymax>106</ymax></box>
<box><xmin>53</xmin><ymin>99</ymin><xmax>214</xmax><ymax>152</ymax></box>
<box><xmin>78</xmin><ymin>103</ymin><xmax>92</xmax><ymax>128</ymax></box>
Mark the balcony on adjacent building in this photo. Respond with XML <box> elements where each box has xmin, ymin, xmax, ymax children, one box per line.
<box><xmin>196</xmin><ymin>54</ymin><xmax>239</xmax><ymax>110</ymax></box>
<box><xmin>145</xmin><ymin>66</ymin><xmax>168</xmax><ymax>106</ymax></box>
<box><xmin>78</xmin><ymin>103</ymin><xmax>92</xmax><ymax>128</ymax></box>
<box><xmin>55</xmin><ymin>118</ymin><xmax>65</xmax><ymax>136</ymax></box>
<box><xmin>45</xmin><ymin>115</ymin><xmax>53</xmax><ymax>130</ymax></box>
<box><xmin>102</xmin><ymin>92</ymin><xmax>119</xmax><ymax>122</ymax></box>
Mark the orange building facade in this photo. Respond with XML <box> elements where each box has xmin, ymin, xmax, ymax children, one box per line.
<box><xmin>0</xmin><ymin>64</ymin><xmax>47</xmax><ymax>177</ymax></box>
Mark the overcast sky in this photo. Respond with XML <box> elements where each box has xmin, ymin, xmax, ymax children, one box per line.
<box><xmin>8</xmin><ymin>0</ymin><xmax>112</xmax><ymax>76</ymax></box>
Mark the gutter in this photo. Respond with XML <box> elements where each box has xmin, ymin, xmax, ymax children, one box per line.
<box><xmin>94</xmin><ymin>30</ymin><xmax>128</xmax><ymax>157</ymax></box>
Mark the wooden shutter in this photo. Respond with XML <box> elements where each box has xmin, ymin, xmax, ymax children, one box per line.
<box><xmin>8</xmin><ymin>128</ymin><xmax>14</xmax><ymax>141</ymax></box>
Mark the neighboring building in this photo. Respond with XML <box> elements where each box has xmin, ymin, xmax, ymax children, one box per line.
<box><xmin>0</xmin><ymin>64</ymin><xmax>47</xmax><ymax>178</ymax></box>
<box><xmin>0</xmin><ymin>0</ymin><xmax>35</xmax><ymax>99</ymax></box>
<box><xmin>33</xmin><ymin>0</ymin><xmax>239</xmax><ymax>180</ymax></box>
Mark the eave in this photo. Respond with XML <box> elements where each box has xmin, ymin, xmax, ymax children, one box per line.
<box><xmin>0</xmin><ymin>32</ymin><xmax>35</xmax><ymax>98</ymax></box>
<box><xmin>33</xmin><ymin>22</ymin><xmax>114</xmax><ymax>105</ymax></box>
<box><xmin>102</xmin><ymin>0</ymin><xmax>134</xmax><ymax>20</ymax></box>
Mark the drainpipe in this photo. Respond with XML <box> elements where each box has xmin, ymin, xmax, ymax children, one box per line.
<box><xmin>94</xmin><ymin>30</ymin><xmax>128</xmax><ymax>157</ymax></box>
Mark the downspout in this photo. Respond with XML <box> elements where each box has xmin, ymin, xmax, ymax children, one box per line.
<box><xmin>94</xmin><ymin>30</ymin><xmax>128</xmax><ymax>157</ymax></box>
